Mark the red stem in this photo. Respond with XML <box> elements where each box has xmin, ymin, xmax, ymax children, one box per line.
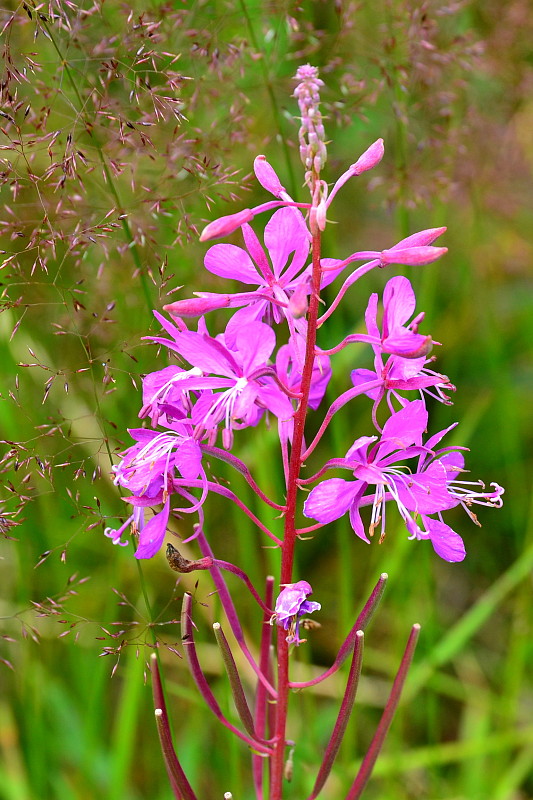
<box><xmin>253</xmin><ymin>576</ymin><xmax>275</xmax><ymax>800</ymax></box>
<box><xmin>270</xmin><ymin>228</ymin><xmax>323</xmax><ymax>799</ymax></box>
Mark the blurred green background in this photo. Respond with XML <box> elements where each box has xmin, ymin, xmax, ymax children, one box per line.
<box><xmin>1</xmin><ymin>1</ymin><xmax>532</xmax><ymax>798</ymax></box>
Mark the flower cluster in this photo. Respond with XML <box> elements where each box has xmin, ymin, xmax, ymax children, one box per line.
<box><xmin>106</xmin><ymin>161</ymin><xmax>502</xmax><ymax>562</ymax></box>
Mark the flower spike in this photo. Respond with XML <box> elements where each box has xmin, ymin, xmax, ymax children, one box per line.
<box><xmin>102</xmin><ymin>62</ymin><xmax>505</xmax><ymax>800</ymax></box>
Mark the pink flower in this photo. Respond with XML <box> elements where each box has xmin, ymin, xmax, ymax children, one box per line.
<box><xmin>273</xmin><ymin>580</ymin><xmax>321</xmax><ymax>645</ymax></box>
<box><xmin>351</xmin><ymin>275</ymin><xmax>454</xmax><ymax>412</ymax></box>
<box><xmin>110</xmin><ymin>422</ymin><xmax>207</xmax><ymax>559</ymax></box>
<box><xmin>303</xmin><ymin>400</ymin><xmax>503</xmax><ymax>562</ymax></box>
<box><xmin>148</xmin><ymin>314</ymin><xmax>294</xmax><ymax>448</ymax></box>
<box><xmin>203</xmin><ymin>207</ymin><xmax>311</xmax><ymax>328</ymax></box>
<box><xmin>366</xmin><ymin>275</ymin><xmax>434</xmax><ymax>358</ymax></box>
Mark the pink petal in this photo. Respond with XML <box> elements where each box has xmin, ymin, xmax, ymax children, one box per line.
<box><xmin>424</xmin><ymin>517</ymin><xmax>466</xmax><ymax>562</ymax></box>
<box><xmin>303</xmin><ymin>478</ymin><xmax>358</xmax><ymax>523</ymax></box>
<box><xmin>174</xmin><ymin>439</ymin><xmax>203</xmax><ymax>480</ymax></box>
<box><xmin>308</xmin><ymin>354</ymin><xmax>332</xmax><ymax>409</ymax></box>
<box><xmin>264</xmin><ymin>208</ymin><xmax>309</xmax><ymax>280</ymax></box>
<box><xmin>233</xmin><ymin>383</ymin><xmax>260</xmax><ymax>421</ymax></box>
<box><xmin>254</xmin><ymin>155</ymin><xmax>286</xmax><ymax>197</ymax></box>
<box><xmin>353</xmin><ymin>463</ymin><xmax>388</xmax><ymax>484</ymax></box>
<box><xmin>395</xmin><ymin>463</ymin><xmax>458</xmax><ymax>514</ymax></box>
<box><xmin>153</xmin><ymin>309</ymin><xmax>185</xmax><ymax>339</ymax></box>
<box><xmin>135</xmin><ymin>498</ymin><xmax>170</xmax><ymax>559</ymax></box>
<box><xmin>349</xmin><ymin>493</ymin><xmax>371</xmax><ymax>543</ymax></box>
<box><xmin>387</xmin><ymin>356</ymin><xmax>427</xmax><ymax>381</ymax></box>
<box><xmin>423</xmin><ymin>423</ymin><xmax>458</xmax><ymax>451</ymax></box>
<box><xmin>227</xmin><ymin>301</ymin><xmax>269</xmax><ymax>332</ymax></box>
<box><xmin>364</xmin><ymin>292</ymin><xmax>380</xmax><ymax>340</ymax></box>
<box><xmin>345</xmin><ymin>435</ymin><xmax>377</xmax><ymax>461</ymax></box>
<box><xmin>351</xmin><ymin>368</ymin><xmax>381</xmax><ymax>399</ymax></box>
<box><xmin>142</xmin><ymin>365</ymin><xmax>184</xmax><ymax>404</ymax></box>
<box><xmin>242</xmin><ymin>223</ymin><xmax>271</xmax><ymax>278</ymax></box>
<box><xmin>235</xmin><ymin>322</ymin><xmax>276</xmax><ymax>373</ymax></box>
<box><xmin>383</xmin><ymin>330</ymin><xmax>433</xmax><ymax>359</ymax></box>
<box><xmin>380</xmin><ymin>400</ymin><xmax>427</xmax><ymax>449</ymax></box>
<box><xmin>382</xmin><ymin>276</ymin><xmax>416</xmax><ymax>333</ymax></box>
<box><xmin>439</xmin><ymin>450</ymin><xmax>465</xmax><ymax>479</ymax></box>
<box><xmin>318</xmin><ymin>258</ymin><xmax>346</xmax><ymax>288</ymax></box>
<box><xmin>172</xmin><ymin>331</ymin><xmax>238</xmax><ymax>378</ymax></box>
<box><xmin>257</xmin><ymin>383</ymin><xmax>294</xmax><ymax>420</ymax></box>
<box><xmin>204</xmin><ymin>243</ymin><xmax>262</xmax><ymax>285</ymax></box>
<box><xmin>125</xmin><ymin>427</ymin><xmax>159</xmax><ymax>443</ymax></box>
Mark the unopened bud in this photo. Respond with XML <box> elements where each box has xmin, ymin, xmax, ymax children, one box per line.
<box><xmin>293</xmin><ymin>64</ymin><xmax>327</xmax><ymax>174</ymax></box>
<box><xmin>288</xmin><ymin>282</ymin><xmax>309</xmax><ymax>318</ymax></box>
<box><xmin>350</xmin><ymin>138</ymin><xmax>385</xmax><ymax>175</ymax></box>
<box><xmin>395</xmin><ymin>227</ymin><xmax>447</xmax><ymax>248</ymax></box>
<box><xmin>315</xmin><ymin>198</ymin><xmax>327</xmax><ymax>231</ymax></box>
<box><xmin>199</xmin><ymin>209</ymin><xmax>254</xmax><ymax>242</ymax></box>
<box><xmin>222</xmin><ymin>427</ymin><xmax>234</xmax><ymax>450</ymax></box>
<box><xmin>163</xmin><ymin>294</ymin><xmax>230</xmax><ymax>319</ymax></box>
<box><xmin>254</xmin><ymin>155</ymin><xmax>286</xmax><ymax>198</ymax></box>
<box><xmin>380</xmin><ymin>246</ymin><xmax>448</xmax><ymax>267</ymax></box>
<box><xmin>327</xmin><ymin>139</ymin><xmax>385</xmax><ymax>207</ymax></box>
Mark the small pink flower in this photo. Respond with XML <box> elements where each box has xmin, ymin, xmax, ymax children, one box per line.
<box><xmin>273</xmin><ymin>580</ymin><xmax>321</xmax><ymax>645</ymax></box>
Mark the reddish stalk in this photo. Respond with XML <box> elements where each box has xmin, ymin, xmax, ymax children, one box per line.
<box><xmin>270</xmin><ymin>226</ymin><xmax>322</xmax><ymax>800</ymax></box>
<box><xmin>253</xmin><ymin>576</ymin><xmax>275</xmax><ymax>800</ymax></box>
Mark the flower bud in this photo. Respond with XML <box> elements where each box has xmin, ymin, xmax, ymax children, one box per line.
<box><xmin>350</xmin><ymin>138</ymin><xmax>385</xmax><ymax>175</ymax></box>
<box><xmin>380</xmin><ymin>246</ymin><xmax>448</xmax><ymax>267</ymax></box>
<box><xmin>288</xmin><ymin>282</ymin><xmax>309</xmax><ymax>319</ymax></box>
<box><xmin>327</xmin><ymin>139</ymin><xmax>385</xmax><ymax>207</ymax></box>
<box><xmin>293</xmin><ymin>65</ymin><xmax>327</xmax><ymax>174</ymax></box>
<box><xmin>199</xmin><ymin>209</ymin><xmax>255</xmax><ymax>242</ymax></box>
<box><xmin>314</xmin><ymin>198</ymin><xmax>327</xmax><ymax>231</ymax></box>
<box><xmin>163</xmin><ymin>294</ymin><xmax>230</xmax><ymax>319</ymax></box>
<box><xmin>395</xmin><ymin>227</ymin><xmax>447</xmax><ymax>248</ymax></box>
<box><xmin>254</xmin><ymin>155</ymin><xmax>286</xmax><ymax>198</ymax></box>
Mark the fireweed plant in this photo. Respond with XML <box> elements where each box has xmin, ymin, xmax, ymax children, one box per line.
<box><xmin>105</xmin><ymin>66</ymin><xmax>503</xmax><ymax>799</ymax></box>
